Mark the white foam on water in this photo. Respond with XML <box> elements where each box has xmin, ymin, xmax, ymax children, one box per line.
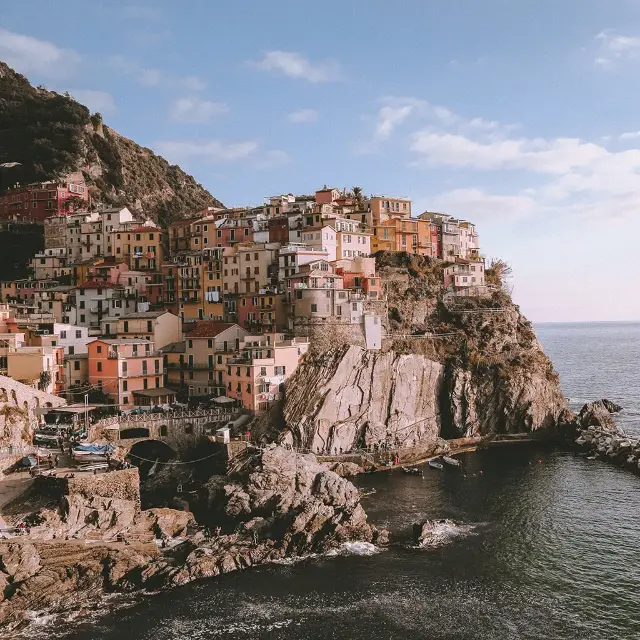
<box><xmin>412</xmin><ymin>521</ymin><xmax>478</xmax><ymax>548</ymax></box>
<box><xmin>327</xmin><ymin>541</ymin><xmax>381</xmax><ymax>556</ymax></box>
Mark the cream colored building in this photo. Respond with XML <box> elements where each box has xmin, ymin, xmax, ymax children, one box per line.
<box><xmin>115</xmin><ymin>311</ymin><xmax>181</xmax><ymax>349</ymax></box>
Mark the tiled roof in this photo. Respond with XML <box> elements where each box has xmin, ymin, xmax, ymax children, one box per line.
<box><xmin>78</xmin><ymin>280</ymin><xmax>119</xmax><ymax>290</ymax></box>
<box><xmin>186</xmin><ymin>321</ymin><xmax>237</xmax><ymax>338</ymax></box>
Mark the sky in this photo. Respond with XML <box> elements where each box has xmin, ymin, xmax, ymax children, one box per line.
<box><xmin>1</xmin><ymin>0</ymin><xmax>640</xmax><ymax>322</ymax></box>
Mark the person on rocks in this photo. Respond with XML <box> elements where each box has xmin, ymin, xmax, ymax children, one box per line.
<box><xmin>214</xmin><ymin>526</ymin><xmax>222</xmax><ymax>537</ymax></box>
<box><xmin>339</xmin><ymin>447</ymin><xmax>343</xmax><ymax>454</ymax></box>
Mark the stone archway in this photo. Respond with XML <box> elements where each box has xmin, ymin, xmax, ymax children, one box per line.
<box><xmin>120</xmin><ymin>427</ymin><xmax>151</xmax><ymax>440</ymax></box>
<box><xmin>128</xmin><ymin>439</ymin><xmax>177</xmax><ymax>479</ymax></box>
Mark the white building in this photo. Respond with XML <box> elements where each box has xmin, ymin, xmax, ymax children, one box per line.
<box><xmin>53</xmin><ymin>323</ymin><xmax>90</xmax><ymax>356</ymax></box>
<box><xmin>300</xmin><ymin>224</ymin><xmax>338</xmax><ymax>261</ymax></box>
<box><xmin>278</xmin><ymin>244</ymin><xmax>329</xmax><ymax>281</ymax></box>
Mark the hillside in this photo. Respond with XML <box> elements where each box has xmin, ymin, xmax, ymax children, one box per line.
<box><xmin>280</xmin><ymin>252</ymin><xmax>571</xmax><ymax>453</ymax></box>
<box><xmin>0</xmin><ymin>62</ymin><xmax>223</xmax><ymax>224</ymax></box>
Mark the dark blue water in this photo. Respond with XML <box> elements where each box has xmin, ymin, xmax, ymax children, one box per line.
<box><xmin>536</xmin><ymin>322</ymin><xmax>640</xmax><ymax>436</ymax></box>
<box><xmin>61</xmin><ymin>323</ymin><xmax>640</xmax><ymax>639</ymax></box>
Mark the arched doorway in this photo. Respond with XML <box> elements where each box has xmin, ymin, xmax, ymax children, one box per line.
<box><xmin>128</xmin><ymin>439</ymin><xmax>177</xmax><ymax>478</ymax></box>
<box><xmin>119</xmin><ymin>427</ymin><xmax>150</xmax><ymax>439</ymax></box>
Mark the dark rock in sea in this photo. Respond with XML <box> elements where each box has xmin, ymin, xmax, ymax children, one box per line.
<box><xmin>578</xmin><ymin>400</ymin><xmax>618</xmax><ymax>430</ymax></box>
<box><xmin>601</xmin><ymin>399</ymin><xmax>623</xmax><ymax>414</ymax></box>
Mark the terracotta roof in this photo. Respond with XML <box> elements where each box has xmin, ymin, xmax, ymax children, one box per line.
<box><xmin>78</xmin><ymin>280</ymin><xmax>119</xmax><ymax>290</ymax></box>
<box><xmin>186</xmin><ymin>321</ymin><xmax>237</xmax><ymax>338</ymax></box>
<box><xmin>129</xmin><ymin>227</ymin><xmax>159</xmax><ymax>233</ymax></box>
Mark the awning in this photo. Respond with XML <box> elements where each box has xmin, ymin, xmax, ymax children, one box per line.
<box><xmin>212</xmin><ymin>396</ymin><xmax>236</xmax><ymax>404</ymax></box>
<box><xmin>132</xmin><ymin>388</ymin><xmax>176</xmax><ymax>398</ymax></box>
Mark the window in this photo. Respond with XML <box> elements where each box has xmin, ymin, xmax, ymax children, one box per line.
<box><xmin>143</xmin><ymin>378</ymin><xmax>148</xmax><ymax>389</ymax></box>
<box><xmin>97</xmin><ymin>362</ymin><xmax>102</xmax><ymax>372</ymax></box>
<box><xmin>97</xmin><ymin>345</ymin><xmax>102</xmax><ymax>354</ymax></box>
<box><xmin>246</xmin><ymin>383</ymin><xmax>252</xmax><ymax>393</ymax></box>
<box><xmin>154</xmin><ymin>359</ymin><xmax>160</xmax><ymax>373</ymax></box>
<box><xmin>123</xmin><ymin>361</ymin><xmax>127</xmax><ymax>374</ymax></box>
<box><xmin>123</xmin><ymin>381</ymin><xmax>128</xmax><ymax>391</ymax></box>
<box><xmin>260</xmin><ymin>366</ymin><xmax>267</xmax><ymax>376</ymax></box>
<box><xmin>74</xmin><ymin>360</ymin><xmax>80</xmax><ymax>371</ymax></box>
<box><xmin>75</xmin><ymin>330</ymin><xmax>82</xmax><ymax>339</ymax></box>
<box><xmin>60</xmin><ymin>330</ymin><xmax>67</xmax><ymax>339</ymax></box>
<box><xmin>123</xmin><ymin>396</ymin><xmax>128</xmax><ymax>405</ymax></box>
<box><xmin>80</xmin><ymin>314</ymin><xmax>85</xmax><ymax>323</ymax></box>
<box><xmin>142</xmin><ymin>361</ymin><xmax>148</xmax><ymax>374</ymax></box>
<box><xmin>208</xmin><ymin>339</ymin><xmax>213</xmax><ymax>348</ymax></box>
<box><xmin>123</xmin><ymin>321</ymin><xmax>128</xmax><ymax>333</ymax></box>
<box><xmin>353</xmin><ymin>303</ymin><xmax>358</xmax><ymax>311</ymax></box>
<box><xmin>311</xmin><ymin>304</ymin><xmax>318</xmax><ymax>312</ymax></box>
<box><xmin>155</xmin><ymin>377</ymin><xmax>160</xmax><ymax>387</ymax></box>
<box><xmin>275</xmin><ymin>365</ymin><xmax>285</xmax><ymax>376</ymax></box>
<box><xmin>79</xmin><ymin>301</ymin><xmax>85</xmax><ymax>309</ymax></box>
<box><xmin>68</xmin><ymin>346</ymin><xmax>74</xmax><ymax>355</ymax></box>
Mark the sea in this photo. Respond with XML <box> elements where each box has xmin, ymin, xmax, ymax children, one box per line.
<box><xmin>58</xmin><ymin>322</ymin><xmax>640</xmax><ymax>640</ymax></box>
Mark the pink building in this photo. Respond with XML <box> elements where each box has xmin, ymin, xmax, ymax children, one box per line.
<box><xmin>87</xmin><ymin>338</ymin><xmax>173</xmax><ymax>409</ymax></box>
<box><xmin>226</xmin><ymin>333</ymin><xmax>310</xmax><ymax>412</ymax></box>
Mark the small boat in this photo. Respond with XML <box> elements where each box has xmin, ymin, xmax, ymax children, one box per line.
<box><xmin>586</xmin><ymin>455</ymin><xmax>597</xmax><ymax>461</ymax></box>
<box><xmin>442</xmin><ymin>456</ymin><xmax>460</xmax><ymax>467</ymax></box>
<box><xmin>428</xmin><ymin>460</ymin><xmax>444</xmax><ymax>471</ymax></box>
<box><xmin>402</xmin><ymin>467</ymin><xmax>423</xmax><ymax>476</ymax></box>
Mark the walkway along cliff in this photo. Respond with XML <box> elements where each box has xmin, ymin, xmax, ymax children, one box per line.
<box><xmin>280</xmin><ymin>253</ymin><xmax>571</xmax><ymax>454</ymax></box>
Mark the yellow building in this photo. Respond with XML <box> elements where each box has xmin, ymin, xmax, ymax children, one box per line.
<box><xmin>111</xmin><ymin>226</ymin><xmax>165</xmax><ymax>271</ymax></box>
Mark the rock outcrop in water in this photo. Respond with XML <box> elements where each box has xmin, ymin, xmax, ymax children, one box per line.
<box><xmin>281</xmin><ymin>253</ymin><xmax>569</xmax><ymax>453</ymax></box>
<box><xmin>0</xmin><ymin>446</ymin><xmax>384</xmax><ymax>631</ymax></box>
<box><xmin>574</xmin><ymin>400</ymin><xmax>640</xmax><ymax>474</ymax></box>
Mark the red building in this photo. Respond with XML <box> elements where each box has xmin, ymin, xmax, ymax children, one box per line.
<box><xmin>268</xmin><ymin>217</ymin><xmax>289</xmax><ymax>244</ymax></box>
<box><xmin>0</xmin><ymin>181</ymin><xmax>90</xmax><ymax>223</ymax></box>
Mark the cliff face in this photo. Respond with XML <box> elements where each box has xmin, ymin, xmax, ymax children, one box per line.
<box><xmin>0</xmin><ymin>62</ymin><xmax>223</xmax><ymax>224</ymax></box>
<box><xmin>281</xmin><ymin>253</ymin><xmax>569</xmax><ymax>452</ymax></box>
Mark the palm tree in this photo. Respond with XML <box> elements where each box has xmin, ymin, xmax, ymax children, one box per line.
<box><xmin>350</xmin><ymin>186</ymin><xmax>365</xmax><ymax>209</ymax></box>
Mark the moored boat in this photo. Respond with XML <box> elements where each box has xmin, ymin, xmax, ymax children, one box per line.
<box><xmin>402</xmin><ymin>467</ymin><xmax>423</xmax><ymax>476</ymax></box>
<box><xmin>428</xmin><ymin>460</ymin><xmax>444</xmax><ymax>470</ymax></box>
<box><xmin>442</xmin><ymin>456</ymin><xmax>460</xmax><ymax>466</ymax></box>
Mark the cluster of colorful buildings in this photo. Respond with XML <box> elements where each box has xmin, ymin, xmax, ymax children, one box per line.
<box><xmin>0</xmin><ymin>181</ymin><xmax>485</xmax><ymax>414</ymax></box>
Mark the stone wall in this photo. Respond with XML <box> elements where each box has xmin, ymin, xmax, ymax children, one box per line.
<box><xmin>34</xmin><ymin>468</ymin><xmax>141</xmax><ymax>506</ymax></box>
<box><xmin>0</xmin><ymin>375</ymin><xmax>66</xmax><ymax>449</ymax></box>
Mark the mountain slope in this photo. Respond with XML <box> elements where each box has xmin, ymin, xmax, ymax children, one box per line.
<box><xmin>0</xmin><ymin>62</ymin><xmax>223</xmax><ymax>224</ymax></box>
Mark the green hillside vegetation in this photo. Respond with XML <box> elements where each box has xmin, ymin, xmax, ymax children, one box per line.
<box><xmin>0</xmin><ymin>61</ymin><xmax>223</xmax><ymax>224</ymax></box>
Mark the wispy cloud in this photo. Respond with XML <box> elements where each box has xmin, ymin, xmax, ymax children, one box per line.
<box><xmin>170</xmin><ymin>97</ymin><xmax>228</xmax><ymax>123</ymax></box>
<box><xmin>249</xmin><ymin>51</ymin><xmax>342</xmax><ymax>82</ymax></box>
<box><xmin>428</xmin><ymin>188</ymin><xmax>536</xmax><ymax>220</ymax></box>
<box><xmin>108</xmin><ymin>55</ymin><xmax>206</xmax><ymax>91</ymax></box>
<box><xmin>0</xmin><ymin>28</ymin><xmax>81</xmax><ymax>79</ymax></box>
<box><xmin>594</xmin><ymin>30</ymin><xmax>640</xmax><ymax>68</ymax></box>
<box><xmin>155</xmin><ymin>139</ymin><xmax>259</xmax><ymax>163</ymax></box>
<box><xmin>69</xmin><ymin>89</ymin><xmax>116</xmax><ymax>114</ymax></box>
<box><xmin>253</xmin><ymin>149</ymin><xmax>291</xmax><ymax>169</ymax></box>
<box><xmin>287</xmin><ymin>108</ymin><xmax>318</xmax><ymax>123</ymax></box>
<box><xmin>619</xmin><ymin>130</ymin><xmax>640</xmax><ymax>140</ymax></box>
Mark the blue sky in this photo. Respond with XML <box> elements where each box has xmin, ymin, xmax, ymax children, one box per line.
<box><xmin>2</xmin><ymin>0</ymin><xmax>640</xmax><ymax>322</ymax></box>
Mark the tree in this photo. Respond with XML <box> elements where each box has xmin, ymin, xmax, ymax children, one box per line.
<box><xmin>485</xmin><ymin>258</ymin><xmax>513</xmax><ymax>288</ymax></box>
<box><xmin>350</xmin><ymin>186</ymin><xmax>366</xmax><ymax>209</ymax></box>
<box><xmin>39</xmin><ymin>371</ymin><xmax>52</xmax><ymax>391</ymax></box>
<box><xmin>64</xmin><ymin>194</ymin><xmax>86</xmax><ymax>213</ymax></box>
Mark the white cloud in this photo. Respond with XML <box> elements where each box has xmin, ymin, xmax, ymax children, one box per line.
<box><xmin>0</xmin><ymin>28</ymin><xmax>80</xmax><ymax>79</ymax></box>
<box><xmin>155</xmin><ymin>139</ymin><xmax>259</xmax><ymax>163</ymax></box>
<box><xmin>250</xmin><ymin>51</ymin><xmax>342</xmax><ymax>82</ymax></box>
<box><xmin>375</xmin><ymin>105</ymin><xmax>415</xmax><ymax>139</ymax></box>
<box><xmin>428</xmin><ymin>188</ymin><xmax>536</xmax><ymax>220</ymax></box>
<box><xmin>108</xmin><ymin>55</ymin><xmax>206</xmax><ymax>91</ymax></box>
<box><xmin>287</xmin><ymin>109</ymin><xmax>318</xmax><ymax>123</ymax></box>
<box><xmin>619</xmin><ymin>130</ymin><xmax>640</xmax><ymax>140</ymax></box>
<box><xmin>170</xmin><ymin>97</ymin><xmax>228</xmax><ymax>123</ymax></box>
<box><xmin>411</xmin><ymin>131</ymin><xmax>607</xmax><ymax>174</ymax></box>
<box><xmin>69</xmin><ymin>89</ymin><xmax>116</xmax><ymax>114</ymax></box>
<box><xmin>594</xmin><ymin>30</ymin><xmax>640</xmax><ymax>68</ymax></box>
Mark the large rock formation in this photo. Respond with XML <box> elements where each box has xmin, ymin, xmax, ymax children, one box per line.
<box><xmin>280</xmin><ymin>253</ymin><xmax>570</xmax><ymax>453</ymax></box>
<box><xmin>0</xmin><ymin>447</ymin><xmax>384</xmax><ymax>631</ymax></box>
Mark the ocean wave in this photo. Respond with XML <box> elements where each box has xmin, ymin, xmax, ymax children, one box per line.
<box><xmin>326</xmin><ymin>541</ymin><xmax>381</xmax><ymax>556</ymax></box>
<box><xmin>411</xmin><ymin>520</ymin><xmax>479</xmax><ymax>548</ymax></box>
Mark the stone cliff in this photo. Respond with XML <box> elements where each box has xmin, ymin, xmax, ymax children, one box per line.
<box><xmin>281</xmin><ymin>253</ymin><xmax>569</xmax><ymax>453</ymax></box>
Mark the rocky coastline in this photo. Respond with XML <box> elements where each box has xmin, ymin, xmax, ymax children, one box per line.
<box><xmin>0</xmin><ymin>446</ymin><xmax>386</xmax><ymax>633</ymax></box>
<box><xmin>573</xmin><ymin>400</ymin><xmax>640</xmax><ymax>474</ymax></box>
